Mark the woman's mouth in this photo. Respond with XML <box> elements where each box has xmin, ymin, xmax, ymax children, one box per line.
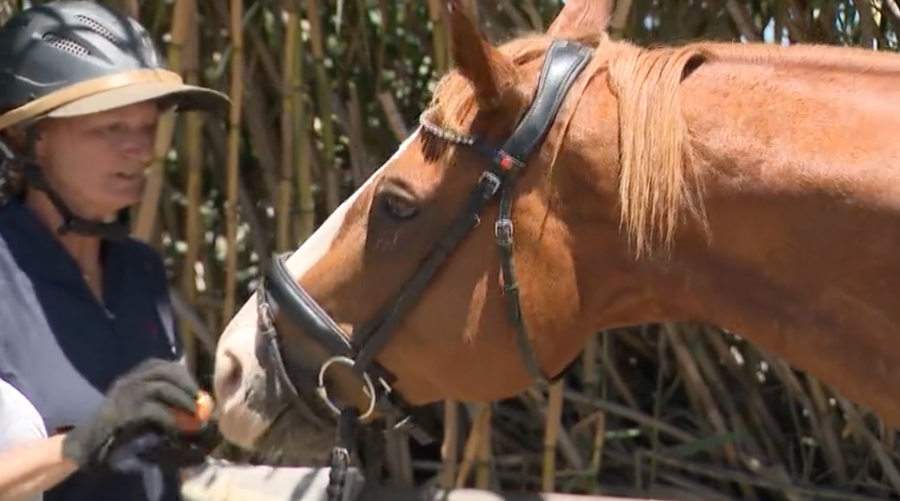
<box><xmin>113</xmin><ymin>171</ymin><xmax>142</xmax><ymax>181</ymax></box>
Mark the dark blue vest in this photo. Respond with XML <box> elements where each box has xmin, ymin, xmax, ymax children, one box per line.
<box><xmin>0</xmin><ymin>200</ymin><xmax>184</xmax><ymax>501</ymax></box>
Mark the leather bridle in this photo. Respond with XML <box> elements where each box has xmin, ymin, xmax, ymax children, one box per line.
<box><xmin>253</xmin><ymin>39</ymin><xmax>595</xmax><ymax>499</ymax></box>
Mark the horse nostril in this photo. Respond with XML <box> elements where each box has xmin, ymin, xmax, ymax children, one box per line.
<box><xmin>214</xmin><ymin>350</ymin><xmax>244</xmax><ymax>402</ymax></box>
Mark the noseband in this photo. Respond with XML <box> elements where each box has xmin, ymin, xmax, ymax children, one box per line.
<box><xmin>254</xmin><ymin>39</ymin><xmax>594</xmax><ymax>498</ymax></box>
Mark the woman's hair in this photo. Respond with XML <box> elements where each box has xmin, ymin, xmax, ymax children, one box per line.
<box><xmin>0</xmin><ymin>124</ymin><xmax>30</xmax><ymax>208</ymax></box>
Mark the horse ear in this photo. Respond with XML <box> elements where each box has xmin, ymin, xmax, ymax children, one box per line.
<box><xmin>545</xmin><ymin>0</ymin><xmax>611</xmax><ymax>37</ymax></box>
<box><xmin>446</xmin><ymin>0</ymin><xmax>516</xmax><ymax>110</ymax></box>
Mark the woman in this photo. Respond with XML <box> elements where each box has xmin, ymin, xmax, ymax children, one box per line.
<box><xmin>0</xmin><ymin>2</ymin><xmax>231</xmax><ymax>501</ymax></box>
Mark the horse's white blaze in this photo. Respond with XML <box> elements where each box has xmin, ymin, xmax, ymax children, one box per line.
<box><xmin>213</xmin><ymin>129</ymin><xmax>420</xmax><ymax>447</ymax></box>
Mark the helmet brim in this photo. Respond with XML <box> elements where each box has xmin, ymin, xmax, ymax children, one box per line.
<box><xmin>48</xmin><ymin>82</ymin><xmax>230</xmax><ymax>118</ymax></box>
<box><xmin>0</xmin><ymin>69</ymin><xmax>230</xmax><ymax>130</ymax></box>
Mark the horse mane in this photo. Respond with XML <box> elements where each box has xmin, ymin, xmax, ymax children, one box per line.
<box><xmin>428</xmin><ymin>30</ymin><xmax>900</xmax><ymax>259</ymax></box>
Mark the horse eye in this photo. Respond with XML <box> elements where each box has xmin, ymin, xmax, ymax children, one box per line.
<box><xmin>380</xmin><ymin>192</ymin><xmax>418</xmax><ymax>220</ymax></box>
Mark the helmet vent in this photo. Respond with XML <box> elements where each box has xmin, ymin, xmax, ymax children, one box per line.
<box><xmin>74</xmin><ymin>15</ymin><xmax>118</xmax><ymax>45</ymax></box>
<box><xmin>41</xmin><ymin>33</ymin><xmax>90</xmax><ymax>58</ymax></box>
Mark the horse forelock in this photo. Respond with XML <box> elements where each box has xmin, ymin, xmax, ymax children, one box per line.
<box><xmin>427</xmin><ymin>31</ymin><xmax>608</xmax><ymax>132</ymax></box>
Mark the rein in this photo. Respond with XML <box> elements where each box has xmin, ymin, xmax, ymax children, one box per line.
<box><xmin>254</xmin><ymin>39</ymin><xmax>595</xmax><ymax>500</ymax></box>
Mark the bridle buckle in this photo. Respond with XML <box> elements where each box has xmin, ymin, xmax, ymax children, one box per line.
<box><xmin>478</xmin><ymin>171</ymin><xmax>502</xmax><ymax>198</ymax></box>
<box><xmin>495</xmin><ymin>218</ymin><xmax>513</xmax><ymax>246</ymax></box>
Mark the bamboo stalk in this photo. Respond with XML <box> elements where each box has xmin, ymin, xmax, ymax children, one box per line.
<box><xmin>525</xmin><ymin>386</ymin><xmax>586</xmax><ymax>474</ymax></box>
<box><xmin>582</xmin><ymin>333</ymin><xmax>599</xmax><ymax>396</ymax></box>
<box><xmin>242</xmin><ymin>16</ymin><xmax>282</xmax><ymax>95</ymax></box>
<box><xmin>302</xmin><ymin>0</ymin><xmax>339</xmax><ymax>213</ymax></box>
<box><xmin>426</xmin><ymin>0</ymin><xmax>450</xmax><ymax>74</ymax></box>
<box><xmin>465</xmin><ymin>0</ymin><xmax>479</xmax><ymax>26</ymax></box>
<box><xmin>292</xmin><ymin>45</ymin><xmax>314</xmax><ymax>241</ymax></box>
<box><xmin>278</xmin><ymin>0</ymin><xmax>299</xmax><ymax>252</ymax></box>
<box><xmin>496</xmin><ymin>0</ymin><xmax>531</xmax><ymax>31</ymax></box>
<box><xmin>178</xmin><ymin>0</ymin><xmax>202</xmax><ymax>373</ymax></box>
<box><xmin>377</xmin><ymin>92</ymin><xmax>409</xmax><ymax>143</ymax></box>
<box><xmin>804</xmin><ymin>375</ymin><xmax>849</xmax><ymax>482</ymax></box>
<box><xmin>381</xmin><ymin>414</ymin><xmax>415</xmax><ymax>487</ymax></box>
<box><xmin>454</xmin><ymin>404</ymin><xmax>492</xmax><ymax>489</ymax></box>
<box><xmin>221</xmin><ymin>0</ymin><xmax>244</xmax><ymax>325</ymax></box>
<box><xmin>116</xmin><ymin>0</ymin><xmax>139</xmax><ymax>18</ymax></box>
<box><xmin>345</xmin><ymin>82</ymin><xmax>368</xmax><ymax>187</ymax></box>
<box><xmin>542</xmin><ymin>382</ymin><xmax>564</xmax><ymax>491</ymax></box>
<box><xmin>589</xmin><ymin>412</ymin><xmax>606</xmax><ymax>493</ymax></box>
<box><xmin>206</xmin><ymin>2</ymin><xmax>279</xmax><ymax>200</ymax></box>
<box><xmin>521</xmin><ymin>0</ymin><xmax>544</xmax><ymax>31</ymax></box>
<box><xmin>132</xmin><ymin>0</ymin><xmax>193</xmax><ymax>241</ymax></box>
<box><xmin>200</xmin><ymin>110</ymin><xmax>271</xmax><ymax>263</ymax></box>
<box><xmin>474</xmin><ymin>402</ymin><xmax>492</xmax><ymax>490</ymax></box>
<box><xmin>439</xmin><ymin>399</ymin><xmax>459</xmax><ymax>489</ymax></box>
<box><xmin>0</xmin><ymin>1</ymin><xmax>14</xmax><ymax>25</ymax></box>
<box><xmin>239</xmin><ymin>60</ymin><xmax>281</xmax><ymax>202</ymax></box>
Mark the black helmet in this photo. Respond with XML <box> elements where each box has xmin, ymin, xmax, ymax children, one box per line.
<box><xmin>0</xmin><ymin>1</ymin><xmax>230</xmax><ymax>240</ymax></box>
<box><xmin>0</xmin><ymin>0</ymin><xmax>230</xmax><ymax>130</ymax></box>
<box><xmin>0</xmin><ymin>1</ymin><xmax>230</xmax><ymax>129</ymax></box>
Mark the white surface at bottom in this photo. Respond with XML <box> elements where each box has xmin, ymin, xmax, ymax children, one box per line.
<box><xmin>180</xmin><ymin>462</ymin><xmax>366</xmax><ymax>501</ymax></box>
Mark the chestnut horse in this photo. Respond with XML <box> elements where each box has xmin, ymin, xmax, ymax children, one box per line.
<box><xmin>212</xmin><ymin>0</ymin><xmax>900</xmax><ymax>469</ymax></box>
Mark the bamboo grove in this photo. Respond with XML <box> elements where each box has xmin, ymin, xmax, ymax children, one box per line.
<box><xmin>2</xmin><ymin>0</ymin><xmax>900</xmax><ymax>500</ymax></box>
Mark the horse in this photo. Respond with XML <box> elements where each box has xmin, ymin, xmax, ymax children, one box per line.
<box><xmin>211</xmin><ymin>0</ymin><xmax>900</xmax><ymax>475</ymax></box>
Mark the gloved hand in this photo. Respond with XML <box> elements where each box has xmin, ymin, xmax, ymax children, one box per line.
<box><xmin>131</xmin><ymin>421</ymin><xmax>222</xmax><ymax>470</ymax></box>
<box><xmin>61</xmin><ymin>358</ymin><xmax>213</xmax><ymax>469</ymax></box>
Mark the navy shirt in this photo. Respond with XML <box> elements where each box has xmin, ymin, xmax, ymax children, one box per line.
<box><xmin>0</xmin><ymin>199</ymin><xmax>184</xmax><ymax>501</ymax></box>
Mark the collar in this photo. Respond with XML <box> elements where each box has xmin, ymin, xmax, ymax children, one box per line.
<box><xmin>0</xmin><ymin>199</ymin><xmax>122</xmax><ymax>285</ymax></box>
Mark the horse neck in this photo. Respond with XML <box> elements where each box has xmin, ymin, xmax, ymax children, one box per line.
<box><xmin>582</xmin><ymin>47</ymin><xmax>900</xmax><ymax>429</ymax></box>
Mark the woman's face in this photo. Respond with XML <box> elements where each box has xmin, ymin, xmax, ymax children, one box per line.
<box><xmin>32</xmin><ymin>101</ymin><xmax>160</xmax><ymax>220</ymax></box>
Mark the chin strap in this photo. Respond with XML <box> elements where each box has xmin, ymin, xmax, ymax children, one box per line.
<box><xmin>0</xmin><ymin>131</ymin><xmax>131</xmax><ymax>241</ymax></box>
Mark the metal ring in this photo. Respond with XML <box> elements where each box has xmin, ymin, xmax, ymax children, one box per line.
<box><xmin>316</xmin><ymin>355</ymin><xmax>377</xmax><ymax>420</ymax></box>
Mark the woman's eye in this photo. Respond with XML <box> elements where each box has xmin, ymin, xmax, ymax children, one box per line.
<box><xmin>381</xmin><ymin>193</ymin><xmax>418</xmax><ymax>220</ymax></box>
<box><xmin>86</xmin><ymin>123</ymin><xmax>122</xmax><ymax>138</ymax></box>
<box><xmin>103</xmin><ymin>124</ymin><xmax>124</xmax><ymax>134</ymax></box>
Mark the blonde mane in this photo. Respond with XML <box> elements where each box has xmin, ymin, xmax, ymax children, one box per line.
<box><xmin>426</xmin><ymin>32</ymin><xmax>900</xmax><ymax>259</ymax></box>
<box><xmin>608</xmin><ymin>39</ymin><xmax>900</xmax><ymax>258</ymax></box>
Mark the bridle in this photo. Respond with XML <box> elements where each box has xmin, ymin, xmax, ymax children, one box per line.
<box><xmin>254</xmin><ymin>39</ymin><xmax>595</xmax><ymax>500</ymax></box>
